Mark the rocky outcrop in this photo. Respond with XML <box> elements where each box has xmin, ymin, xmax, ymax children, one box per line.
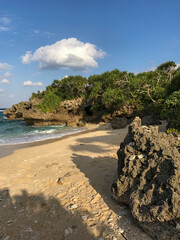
<box><xmin>112</xmin><ymin>117</ymin><xmax>180</xmax><ymax>240</ymax></box>
<box><xmin>110</xmin><ymin>117</ymin><xmax>128</xmax><ymax>129</ymax></box>
<box><xmin>4</xmin><ymin>102</ymin><xmax>32</xmax><ymax>119</ymax></box>
<box><xmin>4</xmin><ymin>98</ymin><xmax>95</xmax><ymax>126</ymax></box>
<box><xmin>4</xmin><ymin>97</ymin><xmax>133</xmax><ymax>127</ymax></box>
<box><xmin>141</xmin><ymin>115</ymin><xmax>162</xmax><ymax>126</ymax></box>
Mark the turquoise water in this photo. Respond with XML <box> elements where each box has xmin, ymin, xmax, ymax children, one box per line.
<box><xmin>0</xmin><ymin>110</ymin><xmax>83</xmax><ymax>145</ymax></box>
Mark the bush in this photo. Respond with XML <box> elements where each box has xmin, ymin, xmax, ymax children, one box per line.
<box><xmin>166</xmin><ymin>128</ymin><xmax>180</xmax><ymax>135</ymax></box>
<box><xmin>38</xmin><ymin>92</ymin><xmax>61</xmax><ymax>113</ymax></box>
<box><xmin>102</xmin><ymin>88</ymin><xmax>125</xmax><ymax>110</ymax></box>
<box><xmin>168</xmin><ymin>72</ymin><xmax>180</xmax><ymax>94</ymax></box>
<box><xmin>161</xmin><ymin>90</ymin><xmax>180</xmax><ymax>130</ymax></box>
<box><xmin>55</xmin><ymin>76</ymin><xmax>87</xmax><ymax>100</ymax></box>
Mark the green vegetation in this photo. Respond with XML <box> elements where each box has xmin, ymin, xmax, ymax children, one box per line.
<box><xmin>161</xmin><ymin>90</ymin><xmax>180</xmax><ymax>130</ymax></box>
<box><xmin>166</xmin><ymin>128</ymin><xmax>180</xmax><ymax>135</ymax></box>
<box><xmin>38</xmin><ymin>92</ymin><xmax>61</xmax><ymax>113</ymax></box>
<box><xmin>31</xmin><ymin>61</ymin><xmax>180</xmax><ymax>130</ymax></box>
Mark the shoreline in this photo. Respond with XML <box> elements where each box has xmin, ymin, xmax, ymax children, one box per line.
<box><xmin>0</xmin><ymin>126</ymin><xmax>152</xmax><ymax>240</ymax></box>
<box><xmin>0</xmin><ymin>120</ymin><xmax>167</xmax><ymax>159</ymax></box>
<box><xmin>0</xmin><ymin>127</ymin><xmax>99</xmax><ymax>158</ymax></box>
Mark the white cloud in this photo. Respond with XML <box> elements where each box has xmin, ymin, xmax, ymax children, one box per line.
<box><xmin>21</xmin><ymin>38</ymin><xmax>106</xmax><ymax>71</ymax></box>
<box><xmin>23</xmin><ymin>81</ymin><xmax>43</xmax><ymax>86</ymax></box>
<box><xmin>32</xmin><ymin>29</ymin><xmax>55</xmax><ymax>38</ymax></box>
<box><xmin>0</xmin><ymin>88</ymin><xmax>4</xmax><ymax>93</ymax></box>
<box><xmin>146</xmin><ymin>66</ymin><xmax>156</xmax><ymax>72</ymax></box>
<box><xmin>3</xmin><ymin>71</ymin><xmax>11</xmax><ymax>78</ymax></box>
<box><xmin>33</xmin><ymin>29</ymin><xmax>40</xmax><ymax>34</ymax></box>
<box><xmin>9</xmin><ymin>94</ymin><xmax>13</xmax><ymax>98</ymax></box>
<box><xmin>0</xmin><ymin>63</ymin><xmax>12</xmax><ymax>70</ymax></box>
<box><xmin>59</xmin><ymin>75</ymin><xmax>68</xmax><ymax>80</ymax></box>
<box><xmin>0</xmin><ymin>25</ymin><xmax>10</xmax><ymax>32</ymax></box>
<box><xmin>175</xmin><ymin>63</ymin><xmax>180</xmax><ymax>69</ymax></box>
<box><xmin>0</xmin><ymin>16</ymin><xmax>11</xmax><ymax>25</ymax></box>
<box><xmin>1</xmin><ymin>78</ymin><xmax>9</xmax><ymax>83</ymax></box>
<box><xmin>0</xmin><ymin>16</ymin><xmax>11</xmax><ymax>32</ymax></box>
<box><xmin>43</xmin><ymin>31</ymin><xmax>55</xmax><ymax>38</ymax></box>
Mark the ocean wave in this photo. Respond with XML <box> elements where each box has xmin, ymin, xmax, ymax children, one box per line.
<box><xmin>28</xmin><ymin>129</ymin><xmax>56</xmax><ymax>135</ymax></box>
<box><xmin>0</xmin><ymin>128</ymin><xmax>84</xmax><ymax>145</ymax></box>
<box><xmin>0</xmin><ymin>112</ymin><xmax>84</xmax><ymax>145</ymax></box>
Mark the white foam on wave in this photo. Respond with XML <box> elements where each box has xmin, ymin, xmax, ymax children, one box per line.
<box><xmin>32</xmin><ymin>129</ymin><xmax>56</xmax><ymax>135</ymax></box>
<box><xmin>0</xmin><ymin>128</ymin><xmax>84</xmax><ymax>145</ymax></box>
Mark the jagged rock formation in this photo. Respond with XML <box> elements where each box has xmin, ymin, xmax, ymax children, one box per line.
<box><xmin>4</xmin><ymin>98</ymin><xmax>132</xmax><ymax>128</ymax></box>
<box><xmin>23</xmin><ymin>98</ymin><xmax>88</xmax><ymax>126</ymax></box>
<box><xmin>4</xmin><ymin>102</ymin><xmax>32</xmax><ymax>119</ymax></box>
<box><xmin>112</xmin><ymin>117</ymin><xmax>180</xmax><ymax>240</ymax></box>
<box><xmin>4</xmin><ymin>98</ymin><xmax>103</xmax><ymax>126</ymax></box>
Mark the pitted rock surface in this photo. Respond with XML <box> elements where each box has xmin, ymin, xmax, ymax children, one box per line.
<box><xmin>112</xmin><ymin>117</ymin><xmax>180</xmax><ymax>240</ymax></box>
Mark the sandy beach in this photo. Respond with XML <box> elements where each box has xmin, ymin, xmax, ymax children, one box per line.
<box><xmin>0</xmin><ymin>128</ymin><xmax>152</xmax><ymax>240</ymax></box>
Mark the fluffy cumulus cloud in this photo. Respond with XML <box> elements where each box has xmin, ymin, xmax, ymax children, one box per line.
<box><xmin>21</xmin><ymin>38</ymin><xmax>106</xmax><ymax>71</ymax></box>
<box><xmin>0</xmin><ymin>63</ymin><xmax>12</xmax><ymax>70</ymax></box>
<box><xmin>0</xmin><ymin>78</ymin><xmax>9</xmax><ymax>83</ymax></box>
<box><xmin>23</xmin><ymin>81</ymin><xmax>43</xmax><ymax>87</ymax></box>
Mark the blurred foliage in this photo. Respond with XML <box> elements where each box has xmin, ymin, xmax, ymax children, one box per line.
<box><xmin>166</xmin><ymin>128</ymin><xmax>180</xmax><ymax>135</ymax></box>
<box><xmin>161</xmin><ymin>90</ymin><xmax>180</xmax><ymax>130</ymax></box>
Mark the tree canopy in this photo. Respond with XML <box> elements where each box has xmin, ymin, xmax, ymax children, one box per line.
<box><xmin>30</xmin><ymin>61</ymin><xmax>179</xmax><ymax>130</ymax></box>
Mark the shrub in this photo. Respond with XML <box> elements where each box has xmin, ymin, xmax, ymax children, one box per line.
<box><xmin>161</xmin><ymin>90</ymin><xmax>180</xmax><ymax>130</ymax></box>
<box><xmin>38</xmin><ymin>92</ymin><xmax>61</xmax><ymax>113</ymax></box>
<box><xmin>102</xmin><ymin>88</ymin><xmax>125</xmax><ymax>110</ymax></box>
<box><xmin>166</xmin><ymin>128</ymin><xmax>180</xmax><ymax>135</ymax></box>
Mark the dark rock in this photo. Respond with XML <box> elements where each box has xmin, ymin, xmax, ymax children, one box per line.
<box><xmin>112</xmin><ymin>117</ymin><xmax>180</xmax><ymax>240</ymax></box>
<box><xmin>111</xmin><ymin>117</ymin><xmax>128</xmax><ymax>129</ymax></box>
<box><xmin>142</xmin><ymin>115</ymin><xmax>162</xmax><ymax>126</ymax></box>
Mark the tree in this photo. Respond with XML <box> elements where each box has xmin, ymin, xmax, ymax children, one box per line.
<box><xmin>55</xmin><ymin>76</ymin><xmax>87</xmax><ymax>100</ymax></box>
<box><xmin>102</xmin><ymin>88</ymin><xmax>125</xmax><ymax>110</ymax></box>
<box><xmin>168</xmin><ymin>72</ymin><xmax>180</xmax><ymax>94</ymax></box>
<box><xmin>38</xmin><ymin>92</ymin><xmax>61</xmax><ymax>113</ymax></box>
<box><xmin>161</xmin><ymin>90</ymin><xmax>180</xmax><ymax>130</ymax></box>
<box><xmin>157</xmin><ymin>61</ymin><xmax>176</xmax><ymax>81</ymax></box>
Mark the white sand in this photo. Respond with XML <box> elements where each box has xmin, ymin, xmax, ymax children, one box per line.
<box><xmin>0</xmin><ymin>128</ymin><xmax>152</xmax><ymax>240</ymax></box>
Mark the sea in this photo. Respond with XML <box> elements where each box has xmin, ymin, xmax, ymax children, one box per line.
<box><xmin>0</xmin><ymin>109</ymin><xmax>84</xmax><ymax>145</ymax></box>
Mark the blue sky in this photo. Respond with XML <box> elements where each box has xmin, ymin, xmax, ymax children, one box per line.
<box><xmin>0</xmin><ymin>0</ymin><xmax>180</xmax><ymax>107</ymax></box>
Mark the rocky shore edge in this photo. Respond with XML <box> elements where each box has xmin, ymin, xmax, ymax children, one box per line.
<box><xmin>4</xmin><ymin>98</ymin><xmax>161</xmax><ymax>130</ymax></box>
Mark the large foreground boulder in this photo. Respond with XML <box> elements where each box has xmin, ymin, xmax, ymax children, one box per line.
<box><xmin>112</xmin><ymin>117</ymin><xmax>180</xmax><ymax>240</ymax></box>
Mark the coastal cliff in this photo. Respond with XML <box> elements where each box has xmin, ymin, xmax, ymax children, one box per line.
<box><xmin>4</xmin><ymin>98</ymin><xmax>91</xmax><ymax>126</ymax></box>
<box><xmin>3</xmin><ymin>98</ymin><xmax>133</xmax><ymax>127</ymax></box>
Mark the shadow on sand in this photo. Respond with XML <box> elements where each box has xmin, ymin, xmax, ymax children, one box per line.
<box><xmin>0</xmin><ymin>188</ymin><xmax>97</xmax><ymax>240</ymax></box>
<box><xmin>70</xmin><ymin>130</ymin><xmax>147</xmax><ymax>239</ymax></box>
